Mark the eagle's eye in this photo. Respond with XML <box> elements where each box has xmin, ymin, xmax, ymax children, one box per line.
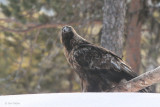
<box><xmin>62</xmin><ymin>26</ymin><xmax>72</xmax><ymax>33</ymax></box>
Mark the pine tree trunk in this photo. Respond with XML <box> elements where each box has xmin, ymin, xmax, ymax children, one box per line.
<box><xmin>101</xmin><ymin>0</ymin><xmax>126</xmax><ymax>57</ymax></box>
<box><xmin>126</xmin><ymin>0</ymin><xmax>142</xmax><ymax>73</ymax></box>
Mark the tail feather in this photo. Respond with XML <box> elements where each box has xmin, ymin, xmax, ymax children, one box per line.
<box><xmin>139</xmin><ymin>86</ymin><xmax>151</xmax><ymax>93</ymax></box>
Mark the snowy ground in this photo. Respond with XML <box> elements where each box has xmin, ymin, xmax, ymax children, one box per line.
<box><xmin>0</xmin><ymin>93</ymin><xmax>160</xmax><ymax>107</ymax></box>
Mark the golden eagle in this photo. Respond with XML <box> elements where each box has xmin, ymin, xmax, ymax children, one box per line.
<box><xmin>61</xmin><ymin>25</ymin><xmax>149</xmax><ymax>92</ymax></box>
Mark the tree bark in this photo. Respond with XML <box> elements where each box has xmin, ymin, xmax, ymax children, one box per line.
<box><xmin>126</xmin><ymin>0</ymin><xmax>142</xmax><ymax>73</ymax></box>
<box><xmin>101</xmin><ymin>0</ymin><xmax>126</xmax><ymax>57</ymax></box>
<box><xmin>110</xmin><ymin>66</ymin><xmax>160</xmax><ymax>92</ymax></box>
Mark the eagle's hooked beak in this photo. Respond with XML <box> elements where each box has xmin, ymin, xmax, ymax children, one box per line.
<box><xmin>62</xmin><ymin>26</ymin><xmax>72</xmax><ymax>33</ymax></box>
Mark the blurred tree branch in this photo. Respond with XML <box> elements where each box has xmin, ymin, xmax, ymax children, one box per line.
<box><xmin>110</xmin><ymin>66</ymin><xmax>160</xmax><ymax>92</ymax></box>
<box><xmin>0</xmin><ymin>23</ymin><xmax>61</xmax><ymax>33</ymax></box>
<box><xmin>0</xmin><ymin>18</ymin><xmax>26</xmax><ymax>26</ymax></box>
<box><xmin>0</xmin><ymin>18</ymin><xmax>101</xmax><ymax>33</ymax></box>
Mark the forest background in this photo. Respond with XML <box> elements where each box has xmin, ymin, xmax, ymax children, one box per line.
<box><xmin>0</xmin><ymin>0</ymin><xmax>160</xmax><ymax>94</ymax></box>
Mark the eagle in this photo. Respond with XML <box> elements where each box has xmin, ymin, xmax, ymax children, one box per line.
<box><xmin>61</xmin><ymin>25</ymin><xmax>149</xmax><ymax>92</ymax></box>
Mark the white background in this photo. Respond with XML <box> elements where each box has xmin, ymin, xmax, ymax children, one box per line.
<box><xmin>0</xmin><ymin>93</ymin><xmax>160</xmax><ymax>107</ymax></box>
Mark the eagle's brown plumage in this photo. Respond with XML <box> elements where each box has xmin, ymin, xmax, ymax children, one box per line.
<box><xmin>61</xmin><ymin>25</ymin><xmax>150</xmax><ymax>92</ymax></box>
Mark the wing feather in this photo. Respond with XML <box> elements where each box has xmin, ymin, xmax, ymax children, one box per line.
<box><xmin>73</xmin><ymin>44</ymin><xmax>137</xmax><ymax>81</ymax></box>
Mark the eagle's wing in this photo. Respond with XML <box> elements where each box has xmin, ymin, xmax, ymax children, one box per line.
<box><xmin>73</xmin><ymin>44</ymin><xmax>137</xmax><ymax>82</ymax></box>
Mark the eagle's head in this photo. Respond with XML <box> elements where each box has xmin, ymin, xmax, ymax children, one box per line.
<box><xmin>61</xmin><ymin>25</ymin><xmax>88</xmax><ymax>52</ymax></box>
<box><xmin>61</xmin><ymin>26</ymin><xmax>75</xmax><ymax>42</ymax></box>
<box><xmin>62</xmin><ymin>26</ymin><xmax>73</xmax><ymax>34</ymax></box>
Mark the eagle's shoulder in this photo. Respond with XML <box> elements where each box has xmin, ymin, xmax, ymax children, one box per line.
<box><xmin>71</xmin><ymin>43</ymin><xmax>137</xmax><ymax>79</ymax></box>
<box><xmin>73</xmin><ymin>43</ymin><xmax>121</xmax><ymax>60</ymax></box>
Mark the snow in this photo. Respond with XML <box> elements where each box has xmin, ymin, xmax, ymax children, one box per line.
<box><xmin>0</xmin><ymin>93</ymin><xmax>160</xmax><ymax>107</ymax></box>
